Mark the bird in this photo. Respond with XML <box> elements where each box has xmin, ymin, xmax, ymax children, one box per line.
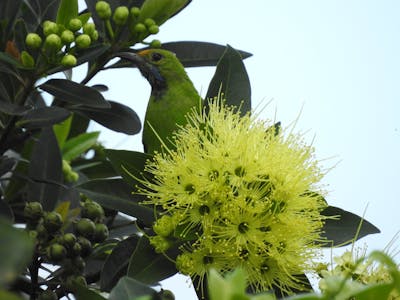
<box><xmin>117</xmin><ymin>49</ymin><xmax>202</xmax><ymax>154</ymax></box>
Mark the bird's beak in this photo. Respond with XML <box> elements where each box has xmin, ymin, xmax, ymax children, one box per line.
<box><xmin>114</xmin><ymin>51</ymin><xmax>144</xmax><ymax>65</ymax></box>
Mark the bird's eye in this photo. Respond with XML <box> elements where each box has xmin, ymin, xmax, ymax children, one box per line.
<box><xmin>151</xmin><ymin>52</ymin><xmax>163</xmax><ymax>62</ymax></box>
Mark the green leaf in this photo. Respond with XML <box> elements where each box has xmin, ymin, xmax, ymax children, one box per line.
<box><xmin>320</xmin><ymin>206</ymin><xmax>380</xmax><ymax>246</ymax></box>
<box><xmin>56</xmin><ymin>0</ymin><xmax>78</xmax><ymax>26</ymax></box>
<box><xmin>39</xmin><ymin>79</ymin><xmax>110</xmax><ymax>109</ymax></box>
<box><xmin>0</xmin><ymin>290</ymin><xmax>24</xmax><ymax>300</ymax></box>
<box><xmin>347</xmin><ymin>283</ymin><xmax>394</xmax><ymax>300</ymax></box>
<box><xmin>139</xmin><ymin>0</ymin><xmax>190</xmax><ymax>26</ymax></box>
<box><xmin>0</xmin><ymin>219</ymin><xmax>34</xmax><ymax>286</ymax></box>
<box><xmin>74</xmin><ymin>284</ymin><xmax>107</xmax><ymax>300</ymax></box>
<box><xmin>76</xmin><ymin>178</ymin><xmax>154</xmax><ymax>226</ymax></box>
<box><xmin>28</xmin><ymin>127</ymin><xmax>62</xmax><ymax>211</ymax></box>
<box><xmin>104</xmin><ymin>149</ymin><xmax>152</xmax><ymax>186</ymax></box>
<box><xmin>206</xmin><ymin>45</ymin><xmax>251</xmax><ymax>116</ymax></box>
<box><xmin>61</xmin><ymin>131</ymin><xmax>99</xmax><ymax>161</ymax></box>
<box><xmin>77</xmin><ymin>12</ymin><xmax>92</xmax><ymax>25</ymax></box>
<box><xmin>0</xmin><ymin>198</ymin><xmax>14</xmax><ymax>221</ymax></box>
<box><xmin>0</xmin><ymin>101</ymin><xmax>30</xmax><ymax>116</ymax></box>
<box><xmin>109</xmin><ymin>276</ymin><xmax>156</xmax><ymax>300</ymax></box>
<box><xmin>0</xmin><ymin>0</ymin><xmax>23</xmax><ymax>47</ymax></box>
<box><xmin>127</xmin><ymin>235</ymin><xmax>177</xmax><ymax>284</ymax></box>
<box><xmin>100</xmin><ymin>235</ymin><xmax>140</xmax><ymax>292</ymax></box>
<box><xmin>16</xmin><ymin>107</ymin><xmax>71</xmax><ymax>128</ymax></box>
<box><xmin>21</xmin><ymin>0</ymin><xmax>60</xmax><ymax>32</ymax></box>
<box><xmin>74</xmin><ymin>101</ymin><xmax>141</xmax><ymax>135</ymax></box>
<box><xmin>53</xmin><ymin>115</ymin><xmax>72</xmax><ymax>148</ymax></box>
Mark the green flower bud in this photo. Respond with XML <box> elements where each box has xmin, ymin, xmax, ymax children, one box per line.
<box><xmin>36</xmin><ymin>223</ymin><xmax>48</xmax><ymax>241</ymax></box>
<box><xmin>95</xmin><ymin>1</ymin><xmax>112</xmax><ymax>19</ymax></box>
<box><xmin>60</xmin><ymin>30</ymin><xmax>75</xmax><ymax>44</ymax></box>
<box><xmin>150</xmin><ymin>39</ymin><xmax>161</xmax><ymax>48</ymax></box>
<box><xmin>90</xmin><ymin>30</ymin><xmax>99</xmax><ymax>41</ymax></box>
<box><xmin>133</xmin><ymin>23</ymin><xmax>146</xmax><ymax>33</ymax></box>
<box><xmin>75</xmin><ymin>34</ymin><xmax>91</xmax><ymax>49</ymax></box>
<box><xmin>65</xmin><ymin>275</ymin><xmax>87</xmax><ymax>292</ymax></box>
<box><xmin>71</xmin><ymin>256</ymin><xmax>86</xmax><ymax>272</ymax></box>
<box><xmin>68</xmin><ymin>18</ymin><xmax>82</xmax><ymax>32</ymax></box>
<box><xmin>44</xmin><ymin>34</ymin><xmax>62</xmax><ymax>51</ymax></box>
<box><xmin>47</xmin><ymin>243</ymin><xmax>67</xmax><ymax>262</ymax></box>
<box><xmin>148</xmin><ymin>24</ymin><xmax>159</xmax><ymax>35</ymax></box>
<box><xmin>61</xmin><ymin>54</ymin><xmax>77</xmax><ymax>68</ymax></box>
<box><xmin>38</xmin><ymin>290</ymin><xmax>58</xmax><ymax>300</ymax></box>
<box><xmin>75</xmin><ymin>218</ymin><xmax>96</xmax><ymax>238</ymax></box>
<box><xmin>144</xmin><ymin>18</ymin><xmax>156</xmax><ymax>27</ymax></box>
<box><xmin>159</xmin><ymin>289</ymin><xmax>175</xmax><ymax>300</ymax></box>
<box><xmin>43</xmin><ymin>211</ymin><xmax>63</xmax><ymax>233</ymax></box>
<box><xmin>83</xmin><ymin>22</ymin><xmax>95</xmax><ymax>35</ymax></box>
<box><xmin>43</xmin><ymin>21</ymin><xmax>59</xmax><ymax>36</ymax></box>
<box><xmin>93</xmin><ymin>223</ymin><xmax>109</xmax><ymax>243</ymax></box>
<box><xmin>61</xmin><ymin>233</ymin><xmax>77</xmax><ymax>248</ymax></box>
<box><xmin>130</xmin><ymin>7</ymin><xmax>140</xmax><ymax>18</ymax></box>
<box><xmin>25</xmin><ymin>33</ymin><xmax>42</xmax><ymax>49</ymax></box>
<box><xmin>81</xmin><ymin>201</ymin><xmax>104</xmax><ymax>221</ymax></box>
<box><xmin>113</xmin><ymin>6</ymin><xmax>129</xmax><ymax>25</ymax></box>
<box><xmin>21</xmin><ymin>51</ymin><xmax>35</xmax><ymax>68</ymax></box>
<box><xmin>69</xmin><ymin>242</ymin><xmax>82</xmax><ymax>257</ymax></box>
<box><xmin>77</xmin><ymin>236</ymin><xmax>92</xmax><ymax>257</ymax></box>
<box><xmin>24</xmin><ymin>201</ymin><xmax>43</xmax><ymax>221</ymax></box>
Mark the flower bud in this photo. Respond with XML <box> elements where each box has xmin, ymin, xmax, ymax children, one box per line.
<box><xmin>95</xmin><ymin>1</ymin><xmax>112</xmax><ymax>19</ymax></box>
<box><xmin>81</xmin><ymin>201</ymin><xmax>104</xmax><ymax>221</ymax></box>
<box><xmin>148</xmin><ymin>24</ymin><xmax>159</xmax><ymax>35</ymax></box>
<box><xmin>60</xmin><ymin>30</ymin><xmax>75</xmax><ymax>44</ymax></box>
<box><xmin>25</xmin><ymin>33</ymin><xmax>42</xmax><ymax>49</ymax></box>
<box><xmin>113</xmin><ymin>6</ymin><xmax>129</xmax><ymax>25</ymax></box>
<box><xmin>130</xmin><ymin>7</ymin><xmax>140</xmax><ymax>18</ymax></box>
<box><xmin>133</xmin><ymin>23</ymin><xmax>146</xmax><ymax>33</ymax></box>
<box><xmin>43</xmin><ymin>21</ymin><xmax>59</xmax><ymax>36</ymax></box>
<box><xmin>90</xmin><ymin>30</ymin><xmax>99</xmax><ymax>41</ymax></box>
<box><xmin>61</xmin><ymin>233</ymin><xmax>77</xmax><ymax>248</ymax></box>
<box><xmin>75</xmin><ymin>34</ymin><xmax>91</xmax><ymax>49</ymax></box>
<box><xmin>77</xmin><ymin>236</ymin><xmax>92</xmax><ymax>257</ymax></box>
<box><xmin>24</xmin><ymin>201</ymin><xmax>43</xmax><ymax>220</ymax></box>
<box><xmin>44</xmin><ymin>34</ymin><xmax>62</xmax><ymax>51</ymax></box>
<box><xmin>21</xmin><ymin>51</ymin><xmax>35</xmax><ymax>68</ymax></box>
<box><xmin>43</xmin><ymin>211</ymin><xmax>63</xmax><ymax>233</ymax></box>
<box><xmin>144</xmin><ymin>18</ymin><xmax>156</xmax><ymax>27</ymax></box>
<box><xmin>75</xmin><ymin>218</ymin><xmax>96</xmax><ymax>238</ymax></box>
<box><xmin>150</xmin><ymin>39</ymin><xmax>161</xmax><ymax>48</ymax></box>
<box><xmin>61</xmin><ymin>54</ymin><xmax>77</xmax><ymax>67</ymax></box>
<box><xmin>47</xmin><ymin>243</ymin><xmax>67</xmax><ymax>262</ymax></box>
<box><xmin>93</xmin><ymin>223</ymin><xmax>109</xmax><ymax>243</ymax></box>
<box><xmin>83</xmin><ymin>22</ymin><xmax>95</xmax><ymax>35</ymax></box>
<box><xmin>65</xmin><ymin>275</ymin><xmax>87</xmax><ymax>292</ymax></box>
<box><xmin>68</xmin><ymin>18</ymin><xmax>82</xmax><ymax>32</ymax></box>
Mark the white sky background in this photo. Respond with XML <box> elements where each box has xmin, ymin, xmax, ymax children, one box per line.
<box><xmin>76</xmin><ymin>1</ymin><xmax>400</xmax><ymax>298</ymax></box>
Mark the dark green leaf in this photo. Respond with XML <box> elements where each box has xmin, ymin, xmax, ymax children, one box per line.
<box><xmin>0</xmin><ymin>52</ymin><xmax>22</xmax><ymax>67</ymax></box>
<box><xmin>0</xmin><ymin>198</ymin><xmax>14</xmax><ymax>221</ymax></box>
<box><xmin>61</xmin><ymin>131</ymin><xmax>100</xmax><ymax>161</ymax></box>
<box><xmin>105</xmin><ymin>149</ymin><xmax>152</xmax><ymax>187</ymax></box>
<box><xmin>109</xmin><ymin>276</ymin><xmax>156</xmax><ymax>300</ymax></box>
<box><xmin>0</xmin><ymin>219</ymin><xmax>35</xmax><ymax>286</ymax></box>
<box><xmin>0</xmin><ymin>155</ymin><xmax>16</xmax><ymax>177</ymax></box>
<box><xmin>0</xmin><ymin>100</ymin><xmax>30</xmax><ymax>115</ymax></box>
<box><xmin>74</xmin><ymin>284</ymin><xmax>107</xmax><ymax>300</ymax></box>
<box><xmin>0</xmin><ymin>0</ymin><xmax>23</xmax><ymax>47</ymax></box>
<box><xmin>17</xmin><ymin>107</ymin><xmax>71</xmax><ymax>128</ymax></box>
<box><xmin>109</xmin><ymin>214</ymin><xmax>139</xmax><ymax>239</ymax></box>
<box><xmin>127</xmin><ymin>235</ymin><xmax>177</xmax><ymax>284</ymax></box>
<box><xmin>56</xmin><ymin>0</ymin><xmax>78</xmax><ymax>26</ymax></box>
<box><xmin>39</xmin><ymin>79</ymin><xmax>110</xmax><ymax>109</ymax></box>
<box><xmin>320</xmin><ymin>206</ymin><xmax>380</xmax><ymax>246</ymax></box>
<box><xmin>76</xmin><ymin>178</ymin><xmax>154</xmax><ymax>226</ymax></box>
<box><xmin>28</xmin><ymin>127</ymin><xmax>62</xmax><ymax>211</ymax></box>
<box><xmin>21</xmin><ymin>0</ymin><xmax>60</xmax><ymax>32</ymax></box>
<box><xmin>68</xmin><ymin>111</ymin><xmax>90</xmax><ymax>138</ymax></box>
<box><xmin>100</xmin><ymin>235</ymin><xmax>140</xmax><ymax>292</ymax></box>
<box><xmin>206</xmin><ymin>45</ymin><xmax>251</xmax><ymax>116</ymax></box>
<box><xmin>74</xmin><ymin>101</ymin><xmax>141</xmax><ymax>135</ymax></box>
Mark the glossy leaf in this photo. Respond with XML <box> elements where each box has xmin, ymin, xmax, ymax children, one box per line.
<box><xmin>61</xmin><ymin>131</ymin><xmax>99</xmax><ymax>161</ymax></box>
<box><xmin>39</xmin><ymin>79</ymin><xmax>110</xmax><ymax>109</ymax></box>
<box><xmin>104</xmin><ymin>149</ymin><xmax>152</xmax><ymax>186</ymax></box>
<box><xmin>320</xmin><ymin>206</ymin><xmax>380</xmax><ymax>246</ymax></box>
<box><xmin>74</xmin><ymin>101</ymin><xmax>141</xmax><ymax>135</ymax></box>
<box><xmin>76</xmin><ymin>178</ymin><xmax>154</xmax><ymax>226</ymax></box>
<box><xmin>127</xmin><ymin>235</ymin><xmax>177</xmax><ymax>284</ymax></box>
<box><xmin>16</xmin><ymin>106</ymin><xmax>71</xmax><ymax>128</ymax></box>
<box><xmin>56</xmin><ymin>0</ymin><xmax>78</xmax><ymax>26</ymax></box>
<box><xmin>0</xmin><ymin>219</ymin><xmax>34</xmax><ymax>286</ymax></box>
<box><xmin>28</xmin><ymin>127</ymin><xmax>62</xmax><ymax>211</ymax></box>
<box><xmin>139</xmin><ymin>0</ymin><xmax>190</xmax><ymax>26</ymax></box>
<box><xmin>74</xmin><ymin>284</ymin><xmax>107</xmax><ymax>300</ymax></box>
<box><xmin>109</xmin><ymin>214</ymin><xmax>139</xmax><ymax>239</ymax></box>
<box><xmin>206</xmin><ymin>45</ymin><xmax>251</xmax><ymax>116</ymax></box>
<box><xmin>109</xmin><ymin>276</ymin><xmax>156</xmax><ymax>300</ymax></box>
<box><xmin>100</xmin><ymin>235</ymin><xmax>140</xmax><ymax>292</ymax></box>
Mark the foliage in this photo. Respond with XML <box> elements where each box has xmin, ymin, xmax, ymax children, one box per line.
<box><xmin>0</xmin><ymin>0</ymin><xmax>383</xmax><ymax>299</ymax></box>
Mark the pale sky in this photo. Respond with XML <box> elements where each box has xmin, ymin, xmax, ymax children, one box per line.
<box><xmin>78</xmin><ymin>1</ymin><xmax>400</xmax><ymax>298</ymax></box>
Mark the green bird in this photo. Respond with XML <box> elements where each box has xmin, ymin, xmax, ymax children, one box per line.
<box><xmin>117</xmin><ymin>49</ymin><xmax>201</xmax><ymax>154</ymax></box>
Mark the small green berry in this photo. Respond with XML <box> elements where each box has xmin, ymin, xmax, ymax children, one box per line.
<box><xmin>60</xmin><ymin>30</ymin><xmax>75</xmax><ymax>44</ymax></box>
<box><xmin>43</xmin><ymin>21</ymin><xmax>59</xmax><ymax>36</ymax></box>
<box><xmin>47</xmin><ymin>243</ymin><xmax>67</xmax><ymax>262</ymax></box>
<box><xmin>38</xmin><ymin>290</ymin><xmax>58</xmax><ymax>300</ymax></box>
<box><xmin>148</xmin><ymin>24</ymin><xmax>159</xmax><ymax>35</ymax></box>
<box><xmin>133</xmin><ymin>23</ymin><xmax>146</xmax><ymax>33</ymax></box>
<box><xmin>75</xmin><ymin>218</ymin><xmax>96</xmax><ymax>238</ymax></box>
<box><xmin>113</xmin><ymin>6</ymin><xmax>129</xmax><ymax>25</ymax></box>
<box><xmin>25</xmin><ymin>33</ymin><xmax>42</xmax><ymax>49</ymax></box>
<box><xmin>21</xmin><ymin>51</ymin><xmax>35</xmax><ymax>68</ymax></box>
<box><xmin>150</xmin><ymin>39</ymin><xmax>161</xmax><ymax>48</ymax></box>
<box><xmin>95</xmin><ymin>1</ymin><xmax>112</xmax><ymax>19</ymax></box>
<box><xmin>130</xmin><ymin>7</ymin><xmax>140</xmax><ymax>17</ymax></box>
<box><xmin>61</xmin><ymin>54</ymin><xmax>77</xmax><ymax>67</ymax></box>
<box><xmin>83</xmin><ymin>22</ymin><xmax>95</xmax><ymax>35</ymax></box>
<box><xmin>81</xmin><ymin>201</ymin><xmax>104</xmax><ymax>221</ymax></box>
<box><xmin>75</xmin><ymin>34</ymin><xmax>91</xmax><ymax>49</ymax></box>
<box><xmin>93</xmin><ymin>223</ymin><xmax>109</xmax><ymax>243</ymax></box>
<box><xmin>77</xmin><ymin>236</ymin><xmax>92</xmax><ymax>257</ymax></box>
<box><xmin>144</xmin><ymin>18</ymin><xmax>156</xmax><ymax>27</ymax></box>
<box><xmin>68</xmin><ymin>18</ymin><xmax>82</xmax><ymax>32</ymax></box>
<box><xmin>24</xmin><ymin>201</ymin><xmax>43</xmax><ymax>220</ymax></box>
<box><xmin>43</xmin><ymin>211</ymin><xmax>63</xmax><ymax>233</ymax></box>
<box><xmin>44</xmin><ymin>34</ymin><xmax>62</xmax><ymax>51</ymax></box>
<box><xmin>90</xmin><ymin>30</ymin><xmax>99</xmax><ymax>41</ymax></box>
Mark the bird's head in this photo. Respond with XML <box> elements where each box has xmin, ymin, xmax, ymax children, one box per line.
<box><xmin>116</xmin><ymin>49</ymin><xmax>186</xmax><ymax>93</ymax></box>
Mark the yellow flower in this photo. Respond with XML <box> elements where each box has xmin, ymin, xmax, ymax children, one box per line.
<box><xmin>137</xmin><ymin>99</ymin><xmax>327</xmax><ymax>293</ymax></box>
